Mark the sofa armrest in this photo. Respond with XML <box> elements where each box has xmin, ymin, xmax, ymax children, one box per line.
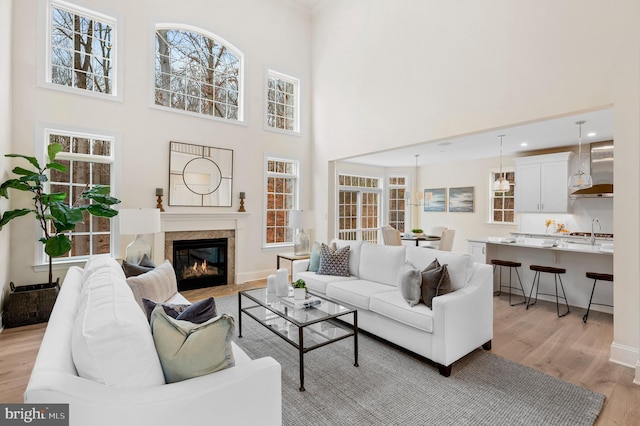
<box><xmin>430</xmin><ymin>263</ymin><xmax>493</xmax><ymax>366</ymax></box>
<box><xmin>292</xmin><ymin>259</ymin><xmax>310</xmax><ymax>281</ymax></box>
<box><xmin>25</xmin><ymin>356</ymin><xmax>282</xmax><ymax>426</ymax></box>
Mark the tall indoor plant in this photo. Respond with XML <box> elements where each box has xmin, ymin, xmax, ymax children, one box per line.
<box><xmin>0</xmin><ymin>143</ymin><xmax>121</xmax><ymax>285</ymax></box>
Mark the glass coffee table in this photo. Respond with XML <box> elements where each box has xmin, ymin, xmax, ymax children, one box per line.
<box><xmin>238</xmin><ymin>288</ymin><xmax>358</xmax><ymax>391</ymax></box>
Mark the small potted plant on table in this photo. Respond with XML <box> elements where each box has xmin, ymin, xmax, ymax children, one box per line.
<box><xmin>292</xmin><ymin>279</ymin><xmax>307</xmax><ymax>300</ymax></box>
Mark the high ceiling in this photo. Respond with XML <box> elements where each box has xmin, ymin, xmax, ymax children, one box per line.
<box><xmin>340</xmin><ymin>107</ymin><xmax>614</xmax><ymax>167</ymax></box>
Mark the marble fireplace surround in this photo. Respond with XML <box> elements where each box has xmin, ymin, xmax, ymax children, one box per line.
<box><xmin>152</xmin><ymin>212</ymin><xmax>250</xmax><ymax>286</ymax></box>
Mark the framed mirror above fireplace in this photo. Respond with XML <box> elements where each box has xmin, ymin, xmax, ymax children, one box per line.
<box><xmin>169</xmin><ymin>141</ymin><xmax>233</xmax><ymax>206</ymax></box>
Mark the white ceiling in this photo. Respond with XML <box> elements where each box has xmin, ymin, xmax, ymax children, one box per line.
<box><xmin>340</xmin><ymin>107</ymin><xmax>614</xmax><ymax>167</ymax></box>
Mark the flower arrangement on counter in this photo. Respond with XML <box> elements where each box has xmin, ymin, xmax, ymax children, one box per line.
<box><xmin>545</xmin><ymin>219</ymin><xmax>555</xmax><ymax>233</ymax></box>
<box><xmin>556</xmin><ymin>223</ymin><xmax>569</xmax><ymax>234</ymax></box>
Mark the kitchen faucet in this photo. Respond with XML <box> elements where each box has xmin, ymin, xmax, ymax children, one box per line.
<box><xmin>591</xmin><ymin>218</ymin><xmax>601</xmax><ymax>245</ymax></box>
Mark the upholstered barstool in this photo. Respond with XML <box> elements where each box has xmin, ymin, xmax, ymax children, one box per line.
<box><xmin>490</xmin><ymin>259</ymin><xmax>526</xmax><ymax>306</ymax></box>
<box><xmin>583</xmin><ymin>272</ymin><xmax>614</xmax><ymax>323</ymax></box>
<box><xmin>526</xmin><ymin>265</ymin><xmax>570</xmax><ymax>317</ymax></box>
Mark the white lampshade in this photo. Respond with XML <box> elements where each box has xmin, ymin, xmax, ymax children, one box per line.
<box><xmin>119</xmin><ymin>208</ymin><xmax>161</xmax><ymax>235</ymax></box>
<box><xmin>289</xmin><ymin>210</ymin><xmax>314</xmax><ymax>230</ymax></box>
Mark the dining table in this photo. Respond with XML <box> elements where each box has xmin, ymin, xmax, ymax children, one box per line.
<box><xmin>401</xmin><ymin>234</ymin><xmax>441</xmax><ymax>247</ymax></box>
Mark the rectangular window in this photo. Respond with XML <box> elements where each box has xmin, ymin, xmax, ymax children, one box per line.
<box><xmin>46</xmin><ymin>129</ymin><xmax>115</xmax><ymax>260</ymax></box>
<box><xmin>46</xmin><ymin>0</ymin><xmax>117</xmax><ymax>97</ymax></box>
<box><xmin>491</xmin><ymin>170</ymin><xmax>515</xmax><ymax>223</ymax></box>
<box><xmin>338</xmin><ymin>174</ymin><xmax>381</xmax><ymax>243</ymax></box>
<box><xmin>388</xmin><ymin>175</ymin><xmax>407</xmax><ymax>233</ymax></box>
<box><xmin>265</xmin><ymin>157</ymin><xmax>299</xmax><ymax>246</ymax></box>
<box><xmin>266</xmin><ymin>70</ymin><xmax>300</xmax><ymax>133</ymax></box>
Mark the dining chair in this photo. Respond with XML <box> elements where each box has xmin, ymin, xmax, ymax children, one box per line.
<box><xmin>421</xmin><ymin>226</ymin><xmax>448</xmax><ymax>248</ymax></box>
<box><xmin>381</xmin><ymin>225</ymin><xmax>402</xmax><ymax>246</ymax></box>
<box><xmin>438</xmin><ymin>229</ymin><xmax>456</xmax><ymax>251</ymax></box>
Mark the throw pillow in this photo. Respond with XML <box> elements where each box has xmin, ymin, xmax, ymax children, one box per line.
<box><xmin>423</xmin><ymin>258</ymin><xmax>440</xmax><ymax>272</ymax></box>
<box><xmin>126</xmin><ymin>260</ymin><xmax>178</xmax><ymax>311</ymax></box>
<box><xmin>150</xmin><ymin>306</ymin><xmax>235</xmax><ymax>383</ymax></box>
<box><xmin>122</xmin><ymin>260</ymin><xmax>154</xmax><ymax>278</ymax></box>
<box><xmin>399</xmin><ymin>265</ymin><xmax>422</xmax><ymax>307</ymax></box>
<box><xmin>142</xmin><ymin>298</ymin><xmax>190</xmax><ymax>322</ymax></box>
<box><xmin>317</xmin><ymin>243</ymin><xmax>350</xmax><ymax>277</ymax></box>
<box><xmin>139</xmin><ymin>253</ymin><xmax>156</xmax><ymax>268</ymax></box>
<box><xmin>176</xmin><ymin>297</ymin><xmax>218</xmax><ymax>324</ymax></box>
<box><xmin>421</xmin><ymin>263</ymin><xmax>452</xmax><ymax>308</ymax></box>
<box><xmin>308</xmin><ymin>241</ymin><xmax>322</xmax><ymax>272</ymax></box>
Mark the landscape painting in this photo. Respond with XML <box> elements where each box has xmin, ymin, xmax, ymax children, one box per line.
<box><xmin>448</xmin><ymin>186</ymin><xmax>474</xmax><ymax>212</ymax></box>
<box><xmin>423</xmin><ymin>188</ymin><xmax>446</xmax><ymax>212</ymax></box>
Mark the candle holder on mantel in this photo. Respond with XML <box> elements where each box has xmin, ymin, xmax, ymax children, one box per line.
<box><xmin>238</xmin><ymin>192</ymin><xmax>246</xmax><ymax>212</ymax></box>
<box><xmin>155</xmin><ymin>188</ymin><xmax>165</xmax><ymax>212</ymax></box>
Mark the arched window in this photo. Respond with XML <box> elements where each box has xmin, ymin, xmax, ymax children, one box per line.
<box><xmin>154</xmin><ymin>25</ymin><xmax>243</xmax><ymax>121</ymax></box>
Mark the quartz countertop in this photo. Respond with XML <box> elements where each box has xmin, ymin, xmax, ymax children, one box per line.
<box><xmin>468</xmin><ymin>236</ymin><xmax>613</xmax><ymax>255</ymax></box>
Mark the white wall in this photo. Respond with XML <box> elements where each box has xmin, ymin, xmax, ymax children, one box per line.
<box><xmin>311</xmin><ymin>0</ymin><xmax>640</xmax><ymax>370</ymax></box>
<box><xmin>8</xmin><ymin>0</ymin><xmax>312</xmax><ymax>285</ymax></box>
<box><xmin>0</xmin><ymin>0</ymin><xmax>12</xmax><ymax>328</ymax></box>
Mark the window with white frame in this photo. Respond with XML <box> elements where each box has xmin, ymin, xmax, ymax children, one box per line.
<box><xmin>490</xmin><ymin>170</ymin><xmax>515</xmax><ymax>223</ymax></box>
<box><xmin>155</xmin><ymin>25</ymin><xmax>243</xmax><ymax>121</ymax></box>
<box><xmin>387</xmin><ymin>175</ymin><xmax>407</xmax><ymax>233</ymax></box>
<box><xmin>266</xmin><ymin>70</ymin><xmax>299</xmax><ymax>133</ymax></box>
<box><xmin>337</xmin><ymin>174</ymin><xmax>381</xmax><ymax>243</ymax></box>
<box><xmin>265</xmin><ymin>157</ymin><xmax>299</xmax><ymax>246</ymax></box>
<box><xmin>45</xmin><ymin>129</ymin><xmax>116</xmax><ymax>261</ymax></box>
<box><xmin>46</xmin><ymin>0</ymin><xmax>117</xmax><ymax>96</ymax></box>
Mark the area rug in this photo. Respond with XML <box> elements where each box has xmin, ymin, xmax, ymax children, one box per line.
<box><xmin>216</xmin><ymin>295</ymin><xmax>604</xmax><ymax>426</ymax></box>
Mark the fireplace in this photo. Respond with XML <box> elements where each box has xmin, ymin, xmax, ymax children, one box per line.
<box><xmin>172</xmin><ymin>238</ymin><xmax>227</xmax><ymax>290</ymax></box>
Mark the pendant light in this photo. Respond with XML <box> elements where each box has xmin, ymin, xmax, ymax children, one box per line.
<box><xmin>493</xmin><ymin>135</ymin><xmax>510</xmax><ymax>192</ymax></box>
<box><xmin>568</xmin><ymin>120</ymin><xmax>593</xmax><ymax>191</ymax></box>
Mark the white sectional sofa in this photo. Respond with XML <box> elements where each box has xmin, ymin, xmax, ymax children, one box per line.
<box><xmin>293</xmin><ymin>241</ymin><xmax>493</xmax><ymax>376</ymax></box>
<box><xmin>25</xmin><ymin>255</ymin><xmax>281</xmax><ymax>426</ymax></box>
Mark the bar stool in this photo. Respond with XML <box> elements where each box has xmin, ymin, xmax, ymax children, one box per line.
<box><xmin>527</xmin><ymin>265</ymin><xmax>570</xmax><ymax>317</ymax></box>
<box><xmin>490</xmin><ymin>259</ymin><xmax>526</xmax><ymax>306</ymax></box>
<box><xmin>583</xmin><ymin>272</ymin><xmax>614</xmax><ymax>323</ymax></box>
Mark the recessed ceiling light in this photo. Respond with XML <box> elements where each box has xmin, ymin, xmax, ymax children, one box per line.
<box><xmin>438</xmin><ymin>141</ymin><xmax>452</xmax><ymax>146</ymax></box>
<box><xmin>587</xmin><ymin>132</ymin><xmax>596</xmax><ymax>137</ymax></box>
<box><xmin>520</xmin><ymin>142</ymin><xmax>528</xmax><ymax>147</ymax></box>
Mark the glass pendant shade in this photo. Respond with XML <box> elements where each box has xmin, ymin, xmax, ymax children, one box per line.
<box><xmin>494</xmin><ymin>135</ymin><xmax>510</xmax><ymax>193</ymax></box>
<box><xmin>568</xmin><ymin>120</ymin><xmax>593</xmax><ymax>191</ymax></box>
<box><xmin>493</xmin><ymin>175</ymin><xmax>511</xmax><ymax>192</ymax></box>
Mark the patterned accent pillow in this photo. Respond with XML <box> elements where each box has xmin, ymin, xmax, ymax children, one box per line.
<box><xmin>317</xmin><ymin>243</ymin><xmax>350</xmax><ymax>277</ymax></box>
<box><xmin>421</xmin><ymin>263</ymin><xmax>452</xmax><ymax>308</ymax></box>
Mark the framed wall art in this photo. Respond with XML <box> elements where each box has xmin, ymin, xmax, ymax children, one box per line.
<box><xmin>448</xmin><ymin>186</ymin><xmax>474</xmax><ymax>212</ymax></box>
<box><xmin>423</xmin><ymin>188</ymin><xmax>446</xmax><ymax>212</ymax></box>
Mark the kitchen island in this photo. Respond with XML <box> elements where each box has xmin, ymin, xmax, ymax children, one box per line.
<box><xmin>468</xmin><ymin>236</ymin><xmax>613</xmax><ymax>314</ymax></box>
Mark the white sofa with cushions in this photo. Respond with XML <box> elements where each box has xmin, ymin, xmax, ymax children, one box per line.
<box><xmin>25</xmin><ymin>255</ymin><xmax>281</xmax><ymax>426</ymax></box>
<box><xmin>292</xmin><ymin>241</ymin><xmax>493</xmax><ymax>376</ymax></box>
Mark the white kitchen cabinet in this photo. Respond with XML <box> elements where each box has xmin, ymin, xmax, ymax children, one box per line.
<box><xmin>515</xmin><ymin>152</ymin><xmax>571</xmax><ymax>213</ymax></box>
<box><xmin>468</xmin><ymin>241</ymin><xmax>487</xmax><ymax>264</ymax></box>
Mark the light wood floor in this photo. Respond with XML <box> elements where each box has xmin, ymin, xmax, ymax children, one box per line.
<box><xmin>1</xmin><ymin>281</ymin><xmax>638</xmax><ymax>425</ymax></box>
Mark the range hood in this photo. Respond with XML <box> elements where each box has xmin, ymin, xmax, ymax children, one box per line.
<box><xmin>569</xmin><ymin>141</ymin><xmax>614</xmax><ymax>199</ymax></box>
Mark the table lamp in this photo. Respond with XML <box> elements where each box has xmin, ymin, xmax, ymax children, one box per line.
<box><xmin>119</xmin><ymin>208</ymin><xmax>161</xmax><ymax>264</ymax></box>
<box><xmin>290</xmin><ymin>210</ymin><xmax>314</xmax><ymax>255</ymax></box>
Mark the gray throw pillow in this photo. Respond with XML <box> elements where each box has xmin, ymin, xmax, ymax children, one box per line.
<box><xmin>399</xmin><ymin>266</ymin><xmax>422</xmax><ymax>307</ymax></box>
<box><xmin>421</xmin><ymin>263</ymin><xmax>452</xmax><ymax>308</ymax></box>
<box><xmin>176</xmin><ymin>297</ymin><xmax>218</xmax><ymax>324</ymax></box>
<box><xmin>142</xmin><ymin>298</ymin><xmax>190</xmax><ymax>322</ymax></box>
<box><xmin>317</xmin><ymin>243</ymin><xmax>350</xmax><ymax>277</ymax></box>
<box><xmin>308</xmin><ymin>241</ymin><xmax>321</xmax><ymax>272</ymax></box>
<box><xmin>122</xmin><ymin>260</ymin><xmax>154</xmax><ymax>278</ymax></box>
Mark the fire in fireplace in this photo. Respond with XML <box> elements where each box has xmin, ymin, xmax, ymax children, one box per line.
<box><xmin>172</xmin><ymin>238</ymin><xmax>227</xmax><ymax>290</ymax></box>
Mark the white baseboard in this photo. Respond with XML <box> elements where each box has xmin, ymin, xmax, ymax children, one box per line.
<box><xmin>236</xmin><ymin>269</ymin><xmax>271</xmax><ymax>284</ymax></box>
<box><xmin>635</xmin><ymin>361</ymin><xmax>640</xmax><ymax>385</ymax></box>
<box><xmin>610</xmin><ymin>341</ymin><xmax>639</xmax><ymax>369</ymax></box>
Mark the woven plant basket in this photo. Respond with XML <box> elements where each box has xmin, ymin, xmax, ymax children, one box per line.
<box><xmin>3</xmin><ymin>278</ymin><xmax>60</xmax><ymax>328</ymax></box>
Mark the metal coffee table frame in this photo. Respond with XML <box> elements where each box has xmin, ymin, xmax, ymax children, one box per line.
<box><xmin>238</xmin><ymin>288</ymin><xmax>358</xmax><ymax>391</ymax></box>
